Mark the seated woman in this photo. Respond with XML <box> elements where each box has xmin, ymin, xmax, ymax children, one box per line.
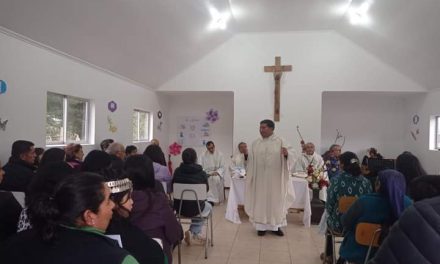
<box><xmin>370</xmin><ymin>175</ymin><xmax>440</xmax><ymax>264</ymax></box>
<box><xmin>0</xmin><ymin>173</ymin><xmax>139</xmax><ymax>264</ymax></box>
<box><xmin>339</xmin><ymin>169</ymin><xmax>412</xmax><ymax>264</ymax></box>
<box><xmin>143</xmin><ymin>145</ymin><xmax>172</xmax><ymax>192</ymax></box>
<box><xmin>325</xmin><ymin>151</ymin><xmax>372</xmax><ymax>262</ymax></box>
<box><xmin>38</xmin><ymin>148</ymin><xmax>66</xmax><ymax>169</ymax></box>
<box><xmin>125</xmin><ymin>155</ymin><xmax>182</xmax><ymax>264</ymax></box>
<box><xmin>18</xmin><ymin>162</ymin><xmax>75</xmax><ymax>232</ymax></box>
<box><xmin>65</xmin><ymin>143</ymin><xmax>84</xmax><ymax>171</ymax></box>
<box><xmin>396</xmin><ymin>151</ymin><xmax>427</xmax><ymax>195</ymax></box>
<box><xmin>103</xmin><ymin>169</ymin><xmax>166</xmax><ymax>264</ymax></box>
<box><xmin>172</xmin><ymin>148</ymin><xmax>212</xmax><ymax>245</ymax></box>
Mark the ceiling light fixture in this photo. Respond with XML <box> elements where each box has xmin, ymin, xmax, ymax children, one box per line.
<box><xmin>208</xmin><ymin>7</ymin><xmax>231</xmax><ymax>30</ymax></box>
<box><xmin>347</xmin><ymin>0</ymin><xmax>373</xmax><ymax>25</ymax></box>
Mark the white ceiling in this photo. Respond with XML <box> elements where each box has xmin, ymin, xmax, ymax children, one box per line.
<box><xmin>1</xmin><ymin>0</ymin><xmax>439</xmax><ymax>89</ymax></box>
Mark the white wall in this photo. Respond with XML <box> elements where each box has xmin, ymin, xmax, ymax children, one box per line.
<box><xmin>404</xmin><ymin>90</ymin><xmax>440</xmax><ymax>174</ymax></box>
<box><xmin>321</xmin><ymin>92</ymin><xmax>419</xmax><ymax>160</ymax></box>
<box><xmin>159</xmin><ymin>31</ymin><xmax>425</xmax><ymax>153</ymax></box>
<box><xmin>165</xmin><ymin>91</ymin><xmax>234</xmax><ymax>186</ymax></box>
<box><xmin>0</xmin><ymin>30</ymin><xmax>169</xmax><ymax>164</ymax></box>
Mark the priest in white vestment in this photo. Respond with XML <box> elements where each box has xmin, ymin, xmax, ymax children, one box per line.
<box><xmin>230</xmin><ymin>142</ymin><xmax>248</xmax><ymax>179</ymax></box>
<box><xmin>294</xmin><ymin>142</ymin><xmax>328</xmax><ymax>201</ymax></box>
<box><xmin>244</xmin><ymin>120</ymin><xmax>296</xmax><ymax>236</ymax></box>
<box><xmin>200</xmin><ymin>141</ymin><xmax>225</xmax><ymax>203</ymax></box>
<box><xmin>294</xmin><ymin>142</ymin><xmax>325</xmax><ymax>174</ymax></box>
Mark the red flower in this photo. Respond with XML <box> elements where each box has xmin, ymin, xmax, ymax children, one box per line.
<box><xmin>168</xmin><ymin>142</ymin><xmax>182</xmax><ymax>156</ymax></box>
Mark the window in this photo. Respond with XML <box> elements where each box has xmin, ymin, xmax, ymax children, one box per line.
<box><xmin>46</xmin><ymin>92</ymin><xmax>91</xmax><ymax>145</ymax></box>
<box><xmin>133</xmin><ymin>109</ymin><xmax>151</xmax><ymax>142</ymax></box>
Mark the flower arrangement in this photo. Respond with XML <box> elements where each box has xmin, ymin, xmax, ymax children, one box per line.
<box><xmin>306</xmin><ymin>166</ymin><xmax>329</xmax><ymax>190</ymax></box>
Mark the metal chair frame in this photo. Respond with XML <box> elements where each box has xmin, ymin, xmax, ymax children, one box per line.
<box><xmin>173</xmin><ymin>183</ymin><xmax>214</xmax><ymax>263</ymax></box>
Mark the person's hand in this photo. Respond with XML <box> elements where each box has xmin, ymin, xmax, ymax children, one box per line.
<box><xmin>281</xmin><ymin>147</ymin><xmax>288</xmax><ymax>157</ymax></box>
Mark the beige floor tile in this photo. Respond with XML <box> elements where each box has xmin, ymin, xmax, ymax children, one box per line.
<box><xmin>175</xmin><ymin>200</ymin><xmax>327</xmax><ymax>264</ymax></box>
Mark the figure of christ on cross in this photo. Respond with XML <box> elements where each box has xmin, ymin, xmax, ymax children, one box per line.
<box><xmin>264</xmin><ymin>56</ymin><xmax>292</xmax><ymax>121</ymax></box>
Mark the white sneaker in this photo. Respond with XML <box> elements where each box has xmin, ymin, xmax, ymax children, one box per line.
<box><xmin>192</xmin><ymin>234</ymin><xmax>206</xmax><ymax>244</ymax></box>
<box><xmin>184</xmin><ymin>230</ymin><xmax>191</xmax><ymax>246</ymax></box>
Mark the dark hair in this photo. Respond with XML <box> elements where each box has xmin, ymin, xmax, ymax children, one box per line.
<box><xmin>396</xmin><ymin>152</ymin><xmax>427</xmax><ymax>192</ymax></box>
<box><xmin>409</xmin><ymin>175</ymin><xmax>440</xmax><ymax>202</ymax></box>
<box><xmin>143</xmin><ymin>145</ymin><xmax>166</xmax><ymax>166</ymax></box>
<box><xmin>26</xmin><ymin>162</ymin><xmax>75</xmax><ymax>206</ymax></box>
<box><xmin>65</xmin><ymin>143</ymin><xmax>82</xmax><ymax>161</ymax></box>
<box><xmin>369</xmin><ymin>148</ymin><xmax>383</xmax><ymax>159</ymax></box>
<box><xmin>82</xmin><ymin>150</ymin><xmax>111</xmax><ymax>173</ymax></box>
<box><xmin>100</xmin><ymin>168</ymin><xmax>131</xmax><ymax>216</ymax></box>
<box><xmin>10</xmin><ymin>140</ymin><xmax>34</xmax><ymax>163</ymax></box>
<box><xmin>125</xmin><ymin>155</ymin><xmax>155</xmax><ymax>190</ymax></box>
<box><xmin>206</xmin><ymin>141</ymin><xmax>214</xmax><ymax>147</ymax></box>
<box><xmin>238</xmin><ymin>142</ymin><xmax>246</xmax><ymax>149</ymax></box>
<box><xmin>100</xmin><ymin>139</ymin><xmax>114</xmax><ymax>151</ymax></box>
<box><xmin>125</xmin><ymin>145</ymin><xmax>137</xmax><ymax>155</ymax></box>
<box><xmin>182</xmin><ymin>148</ymin><xmax>197</xmax><ymax>164</ymax></box>
<box><xmin>339</xmin><ymin>151</ymin><xmax>361</xmax><ymax>176</ymax></box>
<box><xmin>39</xmin><ymin>148</ymin><xmax>65</xmax><ymax>168</ymax></box>
<box><xmin>260</xmin><ymin>119</ymin><xmax>275</xmax><ymax>129</ymax></box>
<box><xmin>329</xmin><ymin>144</ymin><xmax>341</xmax><ymax>151</ymax></box>
<box><xmin>28</xmin><ymin>172</ymin><xmax>106</xmax><ymax>241</ymax></box>
<box><xmin>34</xmin><ymin>148</ymin><xmax>45</xmax><ymax>167</ymax></box>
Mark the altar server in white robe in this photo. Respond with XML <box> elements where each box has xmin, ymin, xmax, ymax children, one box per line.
<box><xmin>200</xmin><ymin>141</ymin><xmax>225</xmax><ymax>203</ymax></box>
<box><xmin>245</xmin><ymin>120</ymin><xmax>296</xmax><ymax>236</ymax></box>
<box><xmin>294</xmin><ymin>142</ymin><xmax>325</xmax><ymax>174</ymax></box>
<box><xmin>230</xmin><ymin>142</ymin><xmax>248</xmax><ymax>178</ymax></box>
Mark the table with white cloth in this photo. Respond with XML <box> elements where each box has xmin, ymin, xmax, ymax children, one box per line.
<box><xmin>225</xmin><ymin>176</ymin><xmax>315</xmax><ymax>227</ymax></box>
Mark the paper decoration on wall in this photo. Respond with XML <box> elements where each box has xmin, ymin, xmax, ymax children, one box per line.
<box><xmin>0</xmin><ymin>118</ymin><xmax>8</xmax><ymax>131</ymax></box>
<box><xmin>157</xmin><ymin>121</ymin><xmax>163</xmax><ymax>131</ymax></box>
<box><xmin>411</xmin><ymin>129</ymin><xmax>420</xmax><ymax>141</ymax></box>
<box><xmin>169</xmin><ymin>142</ymin><xmax>182</xmax><ymax>156</ymax></box>
<box><xmin>412</xmin><ymin>115</ymin><xmax>420</xmax><ymax>125</ymax></box>
<box><xmin>108</xmin><ymin>101</ymin><xmax>118</xmax><ymax>112</ymax></box>
<box><xmin>107</xmin><ymin>116</ymin><xmax>118</xmax><ymax>133</ymax></box>
<box><xmin>334</xmin><ymin>129</ymin><xmax>346</xmax><ymax>147</ymax></box>
<box><xmin>206</xmin><ymin>109</ymin><xmax>219</xmax><ymax>123</ymax></box>
<box><xmin>177</xmin><ymin>116</ymin><xmax>211</xmax><ymax>146</ymax></box>
<box><xmin>0</xmin><ymin>80</ymin><xmax>7</xmax><ymax>94</ymax></box>
<box><xmin>157</xmin><ymin>111</ymin><xmax>163</xmax><ymax>119</ymax></box>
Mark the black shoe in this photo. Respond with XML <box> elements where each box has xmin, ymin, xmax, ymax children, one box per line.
<box><xmin>257</xmin><ymin>231</ymin><xmax>266</xmax><ymax>236</ymax></box>
<box><xmin>272</xmin><ymin>228</ymin><xmax>284</xmax><ymax>236</ymax></box>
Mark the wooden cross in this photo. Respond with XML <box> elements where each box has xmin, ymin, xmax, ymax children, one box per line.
<box><xmin>264</xmin><ymin>56</ymin><xmax>292</xmax><ymax>121</ymax></box>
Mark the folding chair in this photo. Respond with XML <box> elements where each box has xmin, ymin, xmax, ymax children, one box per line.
<box><xmin>173</xmin><ymin>183</ymin><xmax>214</xmax><ymax>263</ymax></box>
<box><xmin>355</xmin><ymin>223</ymin><xmax>381</xmax><ymax>264</ymax></box>
<box><xmin>324</xmin><ymin>196</ymin><xmax>358</xmax><ymax>264</ymax></box>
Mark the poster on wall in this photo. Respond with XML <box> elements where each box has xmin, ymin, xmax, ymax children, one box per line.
<box><xmin>177</xmin><ymin>116</ymin><xmax>211</xmax><ymax>147</ymax></box>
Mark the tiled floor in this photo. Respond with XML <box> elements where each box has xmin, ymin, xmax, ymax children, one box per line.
<box><xmin>173</xmin><ymin>201</ymin><xmax>325</xmax><ymax>264</ymax></box>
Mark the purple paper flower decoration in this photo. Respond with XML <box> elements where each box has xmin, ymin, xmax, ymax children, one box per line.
<box><xmin>108</xmin><ymin>101</ymin><xmax>117</xmax><ymax>112</ymax></box>
<box><xmin>206</xmin><ymin>109</ymin><xmax>219</xmax><ymax>123</ymax></box>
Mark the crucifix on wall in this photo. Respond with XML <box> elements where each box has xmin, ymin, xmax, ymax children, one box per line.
<box><xmin>264</xmin><ymin>56</ymin><xmax>292</xmax><ymax>121</ymax></box>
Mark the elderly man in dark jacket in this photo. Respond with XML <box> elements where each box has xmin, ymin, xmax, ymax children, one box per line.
<box><xmin>369</xmin><ymin>176</ymin><xmax>440</xmax><ymax>264</ymax></box>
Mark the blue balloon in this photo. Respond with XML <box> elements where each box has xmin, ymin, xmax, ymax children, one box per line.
<box><xmin>0</xmin><ymin>80</ymin><xmax>6</xmax><ymax>94</ymax></box>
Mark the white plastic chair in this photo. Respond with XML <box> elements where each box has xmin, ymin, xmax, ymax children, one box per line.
<box><xmin>173</xmin><ymin>183</ymin><xmax>214</xmax><ymax>263</ymax></box>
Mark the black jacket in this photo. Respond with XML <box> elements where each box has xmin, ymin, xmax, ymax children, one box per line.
<box><xmin>0</xmin><ymin>191</ymin><xmax>22</xmax><ymax>243</ymax></box>
<box><xmin>0</xmin><ymin>160</ymin><xmax>36</xmax><ymax>192</ymax></box>
<box><xmin>0</xmin><ymin>225</ymin><xmax>130</xmax><ymax>264</ymax></box>
<box><xmin>369</xmin><ymin>196</ymin><xmax>440</xmax><ymax>264</ymax></box>
<box><xmin>106</xmin><ymin>214</ymin><xmax>165</xmax><ymax>264</ymax></box>
<box><xmin>172</xmin><ymin>163</ymin><xmax>208</xmax><ymax>217</ymax></box>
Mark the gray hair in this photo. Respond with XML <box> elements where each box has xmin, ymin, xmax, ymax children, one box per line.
<box><xmin>106</xmin><ymin>142</ymin><xmax>125</xmax><ymax>155</ymax></box>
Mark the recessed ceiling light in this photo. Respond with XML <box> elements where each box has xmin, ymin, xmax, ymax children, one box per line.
<box><xmin>347</xmin><ymin>0</ymin><xmax>373</xmax><ymax>25</ymax></box>
<box><xmin>208</xmin><ymin>7</ymin><xmax>231</xmax><ymax>30</ymax></box>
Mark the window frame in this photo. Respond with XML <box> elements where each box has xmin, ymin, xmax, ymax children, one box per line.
<box><xmin>132</xmin><ymin>109</ymin><xmax>152</xmax><ymax>143</ymax></box>
<box><xmin>46</xmin><ymin>92</ymin><xmax>91</xmax><ymax>146</ymax></box>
